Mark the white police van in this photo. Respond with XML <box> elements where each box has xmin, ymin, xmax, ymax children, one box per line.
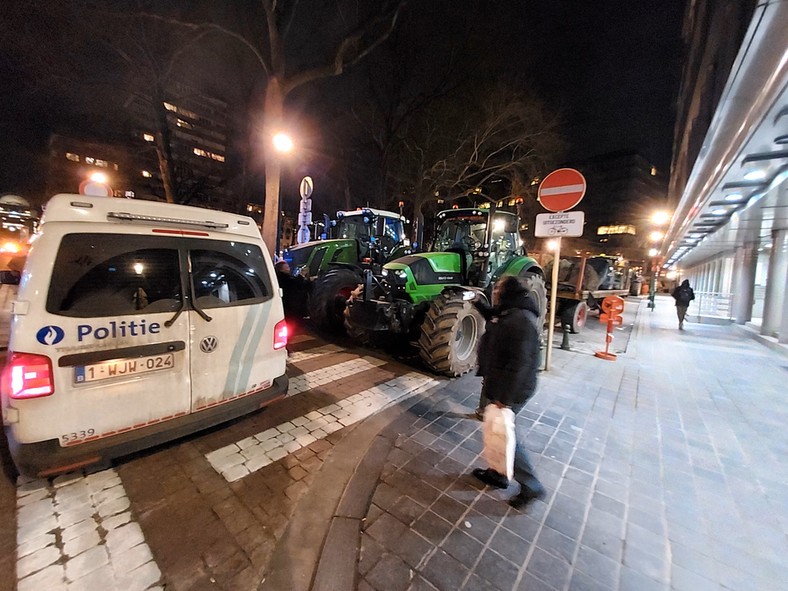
<box><xmin>1</xmin><ymin>194</ymin><xmax>289</xmax><ymax>477</ymax></box>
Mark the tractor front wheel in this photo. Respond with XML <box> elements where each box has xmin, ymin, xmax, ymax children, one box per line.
<box><xmin>418</xmin><ymin>292</ymin><xmax>485</xmax><ymax>377</ymax></box>
<box><xmin>309</xmin><ymin>268</ymin><xmax>362</xmax><ymax>333</ymax></box>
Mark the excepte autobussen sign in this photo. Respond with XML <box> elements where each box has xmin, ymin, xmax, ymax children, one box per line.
<box><xmin>534</xmin><ymin>211</ymin><xmax>585</xmax><ymax>237</ymax></box>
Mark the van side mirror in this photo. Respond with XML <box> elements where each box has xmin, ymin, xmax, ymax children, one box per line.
<box><xmin>0</xmin><ymin>270</ymin><xmax>21</xmax><ymax>285</ymax></box>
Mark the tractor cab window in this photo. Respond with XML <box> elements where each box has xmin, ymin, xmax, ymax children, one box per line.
<box><xmin>338</xmin><ymin>215</ymin><xmax>374</xmax><ymax>258</ymax></box>
<box><xmin>380</xmin><ymin>217</ymin><xmax>403</xmax><ymax>250</ymax></box>
<box><xmin>434</xmin><ymin>218</ymin><xmax>486</xmax><ymax>253</ymax></box>
<box><xmin>337</xmin><ymin>216</ymin><xmax>370</xmax><ymax>242</ymax></box>
<box><xmin>489</xmin><ymin>215</ymin><xmax>519</xmax><ymax>271</ymax></box>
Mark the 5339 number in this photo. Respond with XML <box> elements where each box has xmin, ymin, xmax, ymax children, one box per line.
<box><xmin>60</xmin><ymin>429</ymin><xmax>96</xmax><ymax>444</ymax></box>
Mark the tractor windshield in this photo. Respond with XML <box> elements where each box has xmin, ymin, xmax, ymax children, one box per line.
<box><xmin>337</xmin><ymin>216</ymin><xmax>369</xmax><ymax>240</ymax></box>
<box><xmin>488</xmin><ymin>215</ymin><xmax>519</xmax><ymax>270</ymax></box>
<box><xmin>433</xmin><ymin>214</ymin><xmax>519</xmax><ymax>271</ymax></box>
<box><xmin>337</xmin><ymin>215</ymin><xmax>404</xmax><ymax>249</ymax></box>
<box><xmin>433</xmin><ymin>217</ymin><xmax>487</xmax><ymax>253</ymax></box>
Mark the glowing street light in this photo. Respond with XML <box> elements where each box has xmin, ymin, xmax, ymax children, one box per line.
<box><xmin>651</xmin><ymin>210</ymin><xmax>670</xmax><ymax>226</ymax></box>
<box><xmin>272</xmin><ymin>132</ymin><xmax>294</xmax><ymax>153</ymax></box>
<box><xmin>649</xmin><ymin>230</ymin><xmax>664</xmax><ymax>242</ymax></box>
<box><xmin>89</xmin><ymin>171</ymin><xmax>109</xmax><ymax>184</ymax></box>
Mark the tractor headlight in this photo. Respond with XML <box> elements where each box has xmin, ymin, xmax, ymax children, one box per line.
<box><xmin>381</xmin><ymin>269</ymin><xmax>389</xmax><ymax>277</ymax></box>
<box><xmin>394</xmin><ymin>270</ymin><xmax>408</xmax><ymax>280</ymax></box>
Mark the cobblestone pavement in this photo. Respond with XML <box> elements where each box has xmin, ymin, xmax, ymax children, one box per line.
<box><xmin>3</xmin><ymin>332</ymin><xmax>445</xmax><ymax>590</ymax></box>
<box><xmin>3</xmin><ymin>295</ymin><xmax>787</xmax><ymax>590</ymax></box>
<box><xmin>346</xmin><ymin>297</ymin><xmax>788</xmax><ymax>591</ymax></box>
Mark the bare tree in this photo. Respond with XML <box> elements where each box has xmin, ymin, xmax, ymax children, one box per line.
<box><xmin>388</xmin><ymin>83</ymin><xmax>565</xmax><ymax>244</ymax></box>
<box><xmin>144</xmin><ymin>1</ymin><xmax>407</xmax><ymax>253</ymax></box>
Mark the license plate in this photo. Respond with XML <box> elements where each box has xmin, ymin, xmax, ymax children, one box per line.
<box><xmin>74</xmin><ymin>353</ymin><xmax>175</xmax><ymax>384</ymax></box>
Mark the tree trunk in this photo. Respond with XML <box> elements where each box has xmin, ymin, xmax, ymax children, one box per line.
<box><xmin>262</xmin><ymin>77</ymin><xmax>285</xmax><ymax>257</ymax></box>
<box><xmin>153</xmin><ymin>90</ymin><xmax>177</xmax><ymax>204</ymax></box>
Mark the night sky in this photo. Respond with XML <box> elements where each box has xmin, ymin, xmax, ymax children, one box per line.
<box><xmin>0</xmin><ymin>1</ymin><xmax>686</xmax><ymax>204</ymax></box>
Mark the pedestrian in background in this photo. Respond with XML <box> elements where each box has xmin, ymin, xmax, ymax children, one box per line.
<box><xmin>472</xmin><ymin>275</ymin><xmax>546</xmax><ymax>509</ymax></box>
<box><xmin>671</xmin><ymin>278</ymin><xmax>695</xmax><ymax>330</ymax></box>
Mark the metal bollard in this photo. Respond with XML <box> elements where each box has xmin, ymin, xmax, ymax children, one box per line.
<box><xmin>560</xmin><ymin>323</ymin><xmax>571</xmax><ymax>350</ymax></box>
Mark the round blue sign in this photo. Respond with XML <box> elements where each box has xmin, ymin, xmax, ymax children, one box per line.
<box><xmin>36</xmin><ymin>326</ymin><xmax>65</xmax><ymax>345</ymax></box>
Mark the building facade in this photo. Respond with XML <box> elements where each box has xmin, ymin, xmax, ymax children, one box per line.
<box><xmin>566</xmin><ymin>151</ymin><xmax>668</xmax><ymax>263</ymax></box>
<box><xmin>662</xmin><ymin>0</ymin><xmax>788</xmax><ymax>343</ymax></box>
<box><xmin>46</xmin><ymin>81</ymin><xmax>232</xmax><ymax>211</ymax></box>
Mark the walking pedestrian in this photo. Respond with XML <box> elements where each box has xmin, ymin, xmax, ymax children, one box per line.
<box><xmin>471</xmin><ymin>275</ymin><xmax>546</xmax><ymax>509</ymax></box>
<box><xmin>671</xmin><ymin>279</ymin><xmax>695</xmax><ymax>330</ymax></box>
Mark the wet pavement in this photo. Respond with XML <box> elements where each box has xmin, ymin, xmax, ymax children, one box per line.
<box><xmin>2</xmin><ymin>295</ymin><xmax>787</xmax><ymax>590</ymax></box>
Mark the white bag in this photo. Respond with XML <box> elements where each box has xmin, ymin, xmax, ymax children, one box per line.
<box><xmin>482</xmin><ymin>404</ymin><xmax>516</xmax><ymax>481</ymax></box>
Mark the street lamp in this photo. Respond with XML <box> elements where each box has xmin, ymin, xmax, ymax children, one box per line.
<box><xmin>272</xmin><ymin>131</ymin><xmax>294</xmax><ymax>257</ymax></box>
<box><xmin>646</xmin><ymin>210</ymin><xmax>670</xmax><ymax>309</ymax></box>
<box><xmin>272</xmin><ymin>132</ymin><xmax>294</xmax><ymax>154</ymax></box>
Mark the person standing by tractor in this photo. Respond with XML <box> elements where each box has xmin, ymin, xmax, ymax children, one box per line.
<box><xmin>471</xmin><ymin>275</ymin><xmax>546</xmax><ymax>509</ymax></box>
<box><xmin>671</xmin><ymin>278</ymin><xmax>695</xmax><ymax>330</ymax></box>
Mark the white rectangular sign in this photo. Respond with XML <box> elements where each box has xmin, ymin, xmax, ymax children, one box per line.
<box><xmin>535</xmin><ymin>211</ymin><xmax>585</xmax><ymax>237</ymax></box>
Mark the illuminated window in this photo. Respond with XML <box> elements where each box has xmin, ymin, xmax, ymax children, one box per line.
<box><xmin>650</xmin><ymin>166</ymin><xmax>657</xmax><ymax>176</ymax></box>
<box><xmin>113</xmin><ymin>164</ymin><xmax>119</xmax><ymax>171</ymax></box>
<box><xmin>142</xmin><ymin>170</ymin><xmax>152</xmax><ymax>178</ymax></box>
<box><xmin>85</xmin><ymin>157</ymin><xmax>95</xmax><ymax>165</ymax></box>
<box><xmin>124</xmin><ymin>191</ymin><xmax>135</xmax><ymax>198</ymax></box>
<box><xmin>163</xmin><ymin>102</ymin><xmax>177</xmax><ymax>112</ymax></box>
<box><xmin>143</xmin><ymin>133</ymin><xmax>154</xmax><ymax>142</ymax></box>
<box><xmin>66</xmin><ymin>152</ymin><xmax>80</xmax><ymax>162</ymax></box>
<box><xmin>597</xmin><ymin>225</ymin><xmax>636</xmax><ymax>236</ymax></box>
<box><xmin>95</xmin><ymin>159</ymin><xmax>108</xmax><ymax>168</ymax></box>
<box><xmin>176</xmin><ymin>118</ymin><xmax>193</xmax><ymax>129</ymax></box>
<box><xmin>193</xmin><ymin>148</ymin><xmax>207</xmax><ymax>157</ymax></box>
<box><xmin>209</xmin><ymin>152</ymin><xmax>225</xmax><ymax>163</ymax></box>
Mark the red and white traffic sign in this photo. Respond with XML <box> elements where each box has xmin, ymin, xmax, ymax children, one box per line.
<box><xmin>537</xmin><ymin>168</ymin><xmax>586</xmax><ymax>212</ymax></box>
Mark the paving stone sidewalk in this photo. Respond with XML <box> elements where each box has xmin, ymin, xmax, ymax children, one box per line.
<box><xmin>289</xmin><ymin>295</ymin><xmax>788</xmax><ymax>591</ymax></box>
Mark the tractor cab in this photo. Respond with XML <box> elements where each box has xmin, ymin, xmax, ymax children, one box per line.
<box><xmin>432</xmin><ymin>209</ymin><xmax>520</xmax><ymax>287</ymax></box>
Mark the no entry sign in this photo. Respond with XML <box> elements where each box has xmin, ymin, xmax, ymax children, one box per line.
<box><xmin>538</xmin><ymin>168</ymin><xmax>586</xmax><ymax>212</ymax></box>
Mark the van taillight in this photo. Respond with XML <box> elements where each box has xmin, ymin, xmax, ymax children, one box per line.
<box><xmin>5</xmin><ymin>353</ymin><xmax>54</xmax><ymax>399</ymax></box>
<box><xmin>273</xmin><ymin>320</ymin><xmax>288</xmax><ymax>350</ymax></box>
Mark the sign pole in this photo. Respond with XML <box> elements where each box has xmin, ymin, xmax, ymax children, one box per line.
<box><xmin>536</xmin><ymin>167</ymin><xmax>587</xmax><ymax>372</ymax></box>
<box><xmin>545</xmin><ymin>235</ymin><xmax>562</xmax><ymax>371</ymax></box>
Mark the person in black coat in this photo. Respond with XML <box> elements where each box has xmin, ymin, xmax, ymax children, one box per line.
<box><xmin>472</xmin><ymin>275</ymin><xmax>546</xmax><ymax>509</ymax></box>
<box><xmin>274</xmin><ymin>260</ymin><xmax>311</xmax><ymax>323</ymax></box>
<box><xmin>671</xmin><ymin>279</ymin><xmax>695</xmax><ymax>330</ymax></box>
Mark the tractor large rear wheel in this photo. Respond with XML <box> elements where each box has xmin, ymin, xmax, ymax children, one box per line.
<box><xmin>418</xmin><ymin>291</ymin><xmax>485</xmax><ymax>377</ymax></box>
<box><xmin>309</xmin><ymin>268</ymin><xmax>361</xmax><ymax>332</ymax></box>
<box><xmin>520</xmin><ymin>271</ymin><xmax>547</xmax><ymax>330</ymax></box>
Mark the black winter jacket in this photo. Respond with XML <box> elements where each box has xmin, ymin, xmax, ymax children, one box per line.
<box><xmin>476</xmin><ymin>290</ymin><xmax>540</xmax><ymax>408</ymax></box>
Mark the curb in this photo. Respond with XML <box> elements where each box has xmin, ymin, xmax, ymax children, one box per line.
<box><xmin>259</xmin><ymin>381</ymin><xmax>446</xmax><ymax>591</ymax></box>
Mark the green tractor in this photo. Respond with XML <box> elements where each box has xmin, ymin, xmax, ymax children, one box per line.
<box><xmin>344</xmin><ymin>207</ymin><xmax>547</xmax><ymax>376</ymax></box>
<box><xmin>283</xmin><ymin>207</ymin><xmax>412</xmax><ymax>331</ymax></box>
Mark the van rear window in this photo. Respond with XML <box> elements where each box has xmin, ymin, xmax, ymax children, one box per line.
<box><xmin>47</xmin><ymin>233</ymin><xmax>272</xmax><ymax>318</ymax></box>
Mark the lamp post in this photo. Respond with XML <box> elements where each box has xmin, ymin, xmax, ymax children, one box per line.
<box><xmin>271</xmin><ymin>132</ymin><xmax>293</xmax><ymax>258</ymax></box>
<box><xmin>646</xmin><ymin>210</ymin><xmax>670</xmax><ymax>310</ymax></box>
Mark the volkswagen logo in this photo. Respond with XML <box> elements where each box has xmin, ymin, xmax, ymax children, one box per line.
<box><xmin>200</xmin><ymin>336</ymin><xmax>218</xmax><ymax>353</ymax></box>
<box><xmin>36</xmin><ymin>326</ymin><xmax>65</xmax><ymax>345</ymax></box>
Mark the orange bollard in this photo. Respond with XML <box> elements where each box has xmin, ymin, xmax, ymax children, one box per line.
<box><xmin>595</xmin><ymin>296</ymin><xmax>624</xmax><ymax>361</ymax></box>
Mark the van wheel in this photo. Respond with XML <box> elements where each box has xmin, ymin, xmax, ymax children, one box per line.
<box><xmin>309</xmin><ymin>268</ymin><xmax>362</xmax><ymax>333</ymax></box>
<box><xmin>418</xmin><ymin>291</ymin><xmax>484</xmax><ymax>377</ymax></box>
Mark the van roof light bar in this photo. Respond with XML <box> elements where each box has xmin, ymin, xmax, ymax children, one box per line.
<box><xmin>107</xmin><ymin>211</ymin><xmax>230</xmax><ymax>229</ymax></box>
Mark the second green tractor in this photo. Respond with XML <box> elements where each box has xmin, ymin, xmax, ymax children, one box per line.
<box><xmin>345</xmin><ymin>208</ymin><xmax>547</xmax><ymax>376</ymax></box>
